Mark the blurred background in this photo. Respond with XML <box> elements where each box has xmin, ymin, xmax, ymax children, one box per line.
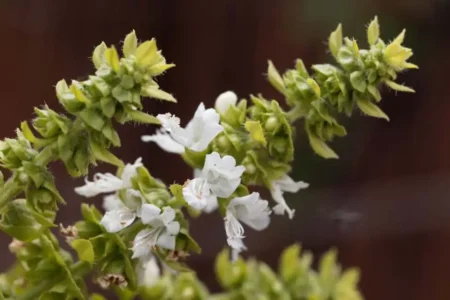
<box><xmin>0</xmin><ymin>0</ymin><xmax>448</xmax><ymax>299</ymax></box>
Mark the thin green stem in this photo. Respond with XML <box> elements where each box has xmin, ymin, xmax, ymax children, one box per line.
<box><xmin>19</xmin><ymin>261</ymin><xmax>91</xmax><ymax>300</ymax></box>
<box><xmin>286</xmin><ymin>105</ymin><xmax>306</xmax><ymax>123</ymax></box>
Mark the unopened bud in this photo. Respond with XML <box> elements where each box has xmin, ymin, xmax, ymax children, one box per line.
<box><xmin>215</xmin><ymin>91</ymin><xmax>237</xmax><ymax>115</ymax></box>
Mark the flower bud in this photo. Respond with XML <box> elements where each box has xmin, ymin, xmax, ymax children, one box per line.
<box><xmin>214</xmin><ymin>91</ymin><xmax>237</xmax><ymax>115</ymax></box>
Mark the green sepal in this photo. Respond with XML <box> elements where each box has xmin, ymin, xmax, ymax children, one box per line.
<box><xmin>90</xmin><ymin>142</ymin><xmax>124</xmax><ymax>167</ymax></box>
<box><xmin>71</xmin><ymin>239</ymin><xmax>95</xmax><ymax>263</ymax></box>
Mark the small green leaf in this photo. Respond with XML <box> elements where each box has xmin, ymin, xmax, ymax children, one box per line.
<box><xmin>79</xmin><ymin>109</ymin><xmax>105</xmax><ymax>131</ymax></box>
<box><xmin>267</xmin><ymin>60</ymin><xmax>285</xmax><ymax>94</ymax></box>
<box><xmin>141</xmin><ymin>86</ymin><xmax>176</xmax><ymax>102</ymax></box>
<box><xmin>295</xmin><ymin>59</ymin><xmax>309</xmax><ymax>78</ymax></box>
<box><xmin>307</xmin><ymin>130</ymin><xmax>338</xmax><ymax>159</ymax></box>
<box><xmin>306</xmin><ymin>78</ymin><xmax>321</xmax><ymax>98</ymax></box>
<box><xmin>105</xmin><ymin>46</ymin><xmax>120</xmax><ymax>73</ymax></box>
<box><xmin>367</xmin><ymin>85</ymin><xmax>381</xmax><ymax>102</ymax></box>
<box><xmin>385</xmin><ymin>80</ymin><xmax>415</xmax><ymax>93</ymax></box>
<box><xmin>70</xmin><ymin>82</ymin><xmax>91</xmax><ymax>105</ymax></box>
<box><xmin>127</xmin><ymin>110</ymin><xmax>161</xmax><ymax>124</ymax></box>
<box><xmin>123</xmin><ymin>30</ymin><xmax>137</xmax><ymax>58</ymax></box>
<box><xmin>367</xmin><ymin>16</ymin><xmax>380</xmax><ymax>46</ymax></box>
<box><xmin>329</xmin><ymin>24</ymin><xmax>343</xmax><ymax>58</ymax></box>
<box><xmin>245</xmin><ymin>120</ymin><xmax>267</xmax><ymax>147</ymax></box>
<box><xmin>90</xmin><ymin>142</ymin><xmax>124</xmax><ymax>167</ymax></box>
<box><xmin>356</xmin><ymin>97</ymin><xmax>389</xmax><ymax>121</ymax></box>
<box><xmin>279</xmin><ymin>243</ymin><xmax>301</xmax><ymax>282</ymax></box>
<box><xmin>100</xmin><ymin>96</ymin><xmax>116</xmax><ymax>118</ymax></box>
<box><xmin>71</xmin><ymin>239</ymin><xmax>95</xmax><ymax>263</ymax></box>
<box><xmin>92</xmin><ymin>42</ymin><xmax>107</xmax><ymax>69</ymax></box>
<box><xmin>349</xmin><ymin>71</ymin><xmax>367</xmax><ymax>93</ymax></box>
<box><xmin>136</xmin><ymin>39</ymin><xmax>157</xmax><ymax>66</ymax></box>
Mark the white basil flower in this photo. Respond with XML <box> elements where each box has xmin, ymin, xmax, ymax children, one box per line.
<box><xmin>214</xmin><ymin>91</ymin><xmax>237</xmax><ymax>115</ymax></box>
<box><xmin>132</xmin><ymin>205</ymin><xmax>180</xmax><ymax>259</ymax></box>
<box><xmin>202</xmin><ymin>152</ymin><xmax>246</xmax><ymax>198</ymax></box>
<box><xmin>182</xmin><ymin>178</ymin><xmax>217</xmax><ymax>211</ymax></box>
<box><xmin>270</xmin><ymin>175</ymin><xmax>309</xmax><ymax>219</ymax></box>
<box><xmin>74</xmin><ymin>158</ymin><xmax>143</xmax><ymax>198</ymax></box>
<box><xmin>224</xmin><ymin>192</ymin><xmax>271</xmax><ymax>260</ymax></box>
<box><xmin>100</xmin><ymin>192</ymin><xmax>144</xmax><ymax>233</ymax></box>
<box><xmin>156</xmin><ymin>103</ymin><xmax>223</xmax><ymax>152</ymax></box>
<box><xmin>141</xmin><ymin>129</ymin><xmax>185</xmax><ymax>154</ymax></box>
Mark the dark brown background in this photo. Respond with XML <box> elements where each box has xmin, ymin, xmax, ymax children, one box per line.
<box><xmin>0</xmin><ymin>0</ymin><xmax>448</xmax><ymax>299</ymax></box>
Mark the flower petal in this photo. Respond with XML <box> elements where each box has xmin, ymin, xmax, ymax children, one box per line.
<box><xmin>121</xmin><ymin>158</ymin><xmax>143</xmax><ymax>187</ymax></box>
<box><xmin>137</xmin><ymin>256</ymin><xmax>160</xmax><ymax>287</ymax></box>
<box><xmin>166</xmin><ymin>221</ymin><xmax>180</xmax><ymax>235</ymax></box>
<box><xmin>141</xmin><ymin>130</ymin><xmax>185</xmax><ymax>154</ymax></box>
<box><xmin>159</xmin><ymin>207</ymin><xmax>176</xmax><ymax>225</ymax></box>
<box><xmin>102</xmin><ymin>194</ymin><xmax>125</xmax><ymax>212</ymax></box>
<box><xmin>75</xmin><ymin>173</ymin><xmax>123</xmax><ymax>197</ymax></box>
<box><xmin>141</xmin><ymin>204</ymin><xmax>161</xmax><ymax>224</ymax></box>
<box><xmin>132</xmin><ymin>229</ymin><xmax>153</xmax><ymax>259</ymax></box>
<box><xmin>182</xmin><ymin>178</ymin><xmax>210</xmax><ymax>210</ymax></box>
<box><xmin>274</xmin><ymin>175</ymin><xmax>309</xmax><ymax>193</ymax></box>
<box><xmin>270</xmin><ymin>186</ymin><xmax>295</xmax><ymax>219</ymax></box>
<box><xmin>101</xmin><ymin>208</ymin><xmax>136</xmax><ymax>233</ymax></box>
<box><xmin>156</xmin><ymin>231</ymin><xmax>176</xmax><ymax>250</ymax></box>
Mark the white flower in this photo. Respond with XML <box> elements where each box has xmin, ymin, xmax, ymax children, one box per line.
<box><xmin>141</xmin><ymin>129</ymin><xmax>185</xmax><ymax>154</ymax></box>
<box><xmin>270</xmin><ymin>175</ymin><xmax>309</xmax><ymax>219</ymax></box>
<box><xmin>75</xmin><ymin>158</ymin><xmax>143</xmax><ymax>198</ymax></box>
<box><xmin>132</xmin><ymin>205</ymin><xmax>180</xmax><ymax>259</ymax></box>
<box><xmin>202</xmin><ymin>152</ymin><xmax>246</xmax><ymax>198</ymax></box>
<box><xmin>215</xmin><ymin>91</ymin><xmax>237</xmax><ymax>115</ymax></box>
<box><xmin>100</xmin><ymin>207</ymin><xmax>137</xmax><ymax>233</ymax></box>
<box><xmin>182</xmin><ymin>178</ymin><xmax>217</xmax><ymax>211</ymax></box>
<box><xmin>136</xmin><ymin>255</ymin><xmax>160</xmax><ymax>287</ymax></box>
<box><xmin>157</xmin><ymin>103</ymin><xmax>223</xmax><ymax>152</ymax></box>
<box><xmin>224</xmin><ymin>192</ymin><xmax>271</xmax><ymax>260</ymax></box>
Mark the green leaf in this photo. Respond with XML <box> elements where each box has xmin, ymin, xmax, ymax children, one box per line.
<box><xmin>100</xmin><ymin>96</ymin><xmax>116</xmax><ymax>118</ymax></box>
<box><xmin>89</xmin><ymin>76</ymin><xmax>111</xmax><ymax>97</ymax></box>
<box><xmin>279</xmin><ymin>244</ymin><xmax>300</xmax><ymax>282</ymax></box>
<box><xmin>141</xmin><ymin>86</ymin><xmax>176</xmax><ymax>102</ymax></box>
<box><xmin>295</xmin><ymin>59</ymin><xmax>309</xmax><ymax>78</ymax></box>
<box><xmin>136</xmin><ymin>39</ymin><xmax>157</xmax><ymax>66</ymax></box>
<box><xmin>123</xmin><ymin>30</ymin><xmax>138</xmax><ymax>58</ymax></box>
<box><xmin>384</xmin><ymin>80</ymin><xmax>415</xmax><ymax>93</ymax></box>
<box><xmin>20</xmin><ymin>121</ymin><xmax>37</xmax><ymax>143</ymax></box>
<box><xmin>79</xmin><ymin>109</ymin><xmax>105</xmax><ymax>131</ymax></box>
<box><xmin>244</xmin><ymin>120</ymin><xmax>267</xmax><ymax>147</ymax></box>
<box><xmin>349</xmin><ymin>71</ymin><xmax>367</xmax><ymax>93</ymax></box>
<box><xmin>307</xmin><ymin>130</ymin><xmax>338</xmax><ymax>159</ymax></box>
<box><xmin>0</xmin><ymin>225</ymin><xmax>42</xmax><ymax>242</ymax></box>
<box><xmin>92</xmin><ymin>42</ymin><xmax>107</xmax><ymax>69</ymax></box>
<box><xmin>329</xmin><ymin>24</ymin><xmax>343</xmax><ymax>58</ymax></box>
<box><xmin>81</xmin><ymin>204</ymin><xmax>102</xmax><ymax>224</ymax></box>
<box><xmin>356</xmin><ymin>97</ymin><xmax>389</xmax><ymax>121</ymax></box>
<box><xmin>70</xmin><ymin>81</ymin><xmax>91</xmax><ymax>104</ymax></box>
<box><xmin>367</xmin><ymin>85</ymin><xmax>381</xmax><ymax>102</ymax></box>
<box><xmin>90</xmin><ymin>142</ymin><xmax>124</xmax><ymax>167</ymax></box>
<box><xmin>267</xmin><ymin>60</ymin><xmax>285</xmax><ymax>94</ymax></box>
<box><xmin>306</xmin><ymin>78</ymin><xmax>321</xmax><ymax>98</ymax></box>
<box><xmin>105</xmin><ymin>46</ymin><xmax>120</xmax><ymax>73</ymax></box>
<box><xmin>367</xmin><ymin>16</ymin><xmax>380</xmax><ymax>46</ymax></box>
<box><xmin>71</xmin><ymin>239</ymin><xmax>95</xmax><ymax>263</ymax></box>
<box><xmin>127</xmin><ymin>110</ymin><xmax>161</xmax><ymax>124</ymax></box>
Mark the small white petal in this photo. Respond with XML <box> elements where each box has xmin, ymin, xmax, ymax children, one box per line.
<box><xmin>121</xmin><ymin>158</ymin><xmax>143</xmax><ymax>187</ymax></box>
<box><xmin>140</xmin><ymin>204</ymin><xmax>161</xmax><ymax>224</ymax></box>
<box><xmin>100</xmin><ymin>208</ymin><xmax>136</xmax><ymax>233</ymax></box>
<box><xmin>75</xmin><ymin>173</ymin><xmax>124</xmax><ymax>197</ymax></box>
<box><xmin>156</xmin><ymin>231</ymin><xmax>176</xmax><ymax>250</ymax></box>
<box><xmin>215</xmin><ymin>91</ymin><xmax>238</xmax><ymax>115</ymax></box>
<box><xmin>132</xmin><ymin>229</ymin><xmax>153</xmax><ymax>259</ymax></box>
<box><xmin>271</xmin><ymin>186</ymin><xmax>295</xmax><ymax>219</ymax></box>
<box><xmin>137</xmin><ymin>256</ymin><xmax>160</xmax><ymax>287</ymax></box>
<box><xmin>166</xmin><ymin>221</ymin><xmax>180</xmax><ymax>235</ymax></box>
<box><xmin>102</xmin><ymin>194</ymin><xmax>124</xmax><ymax>212</ymax></box>
<box><xmin>141</xmin><ymin>130</ymin><xmax>185</xmax><ymax>154</ymax></box>
<box><xmin>203</xmin><ymin>195</ymin><xmax>219</xmax><ymax>214</ymax></box>
<box><xmin>273</xmin><ymin>175</ymin><xmax>309</xmax><ymax>193</ymax></box>
<box><xmin>159</xmin><ymin>207</ymin><xmax>176</xmax><ymax>225</ymax></box>
<box><xmin>229</xmin><ymin>193</ymin><xmax>271</xmax><ymax>231</ymax></box>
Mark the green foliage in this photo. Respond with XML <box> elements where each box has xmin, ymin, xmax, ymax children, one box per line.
<box><xmin>268</xmin><ymin>16</ymin><xmax>417</xmax><ymax>158</ymax></box>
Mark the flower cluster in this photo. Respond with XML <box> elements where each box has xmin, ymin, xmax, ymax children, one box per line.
<box><xmin>0</xmin><ymin>16</ymin><xmax>417</xmax><ymax>299</ymax></box>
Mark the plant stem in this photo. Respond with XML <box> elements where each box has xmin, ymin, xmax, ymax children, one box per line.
<box><xmin>0</xmin><ymin>177</ymin><xmax>22</xmax><ymax>212</ymax></box>
<box><xmin>19</xmin><ymin>261</ymin><xmax>91</xmax><ymax>300</ymax></box>
<box><xmin>286</xmin><ymin>105</ymin><xmax>306</xmax><ymax>123</ymax></box>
